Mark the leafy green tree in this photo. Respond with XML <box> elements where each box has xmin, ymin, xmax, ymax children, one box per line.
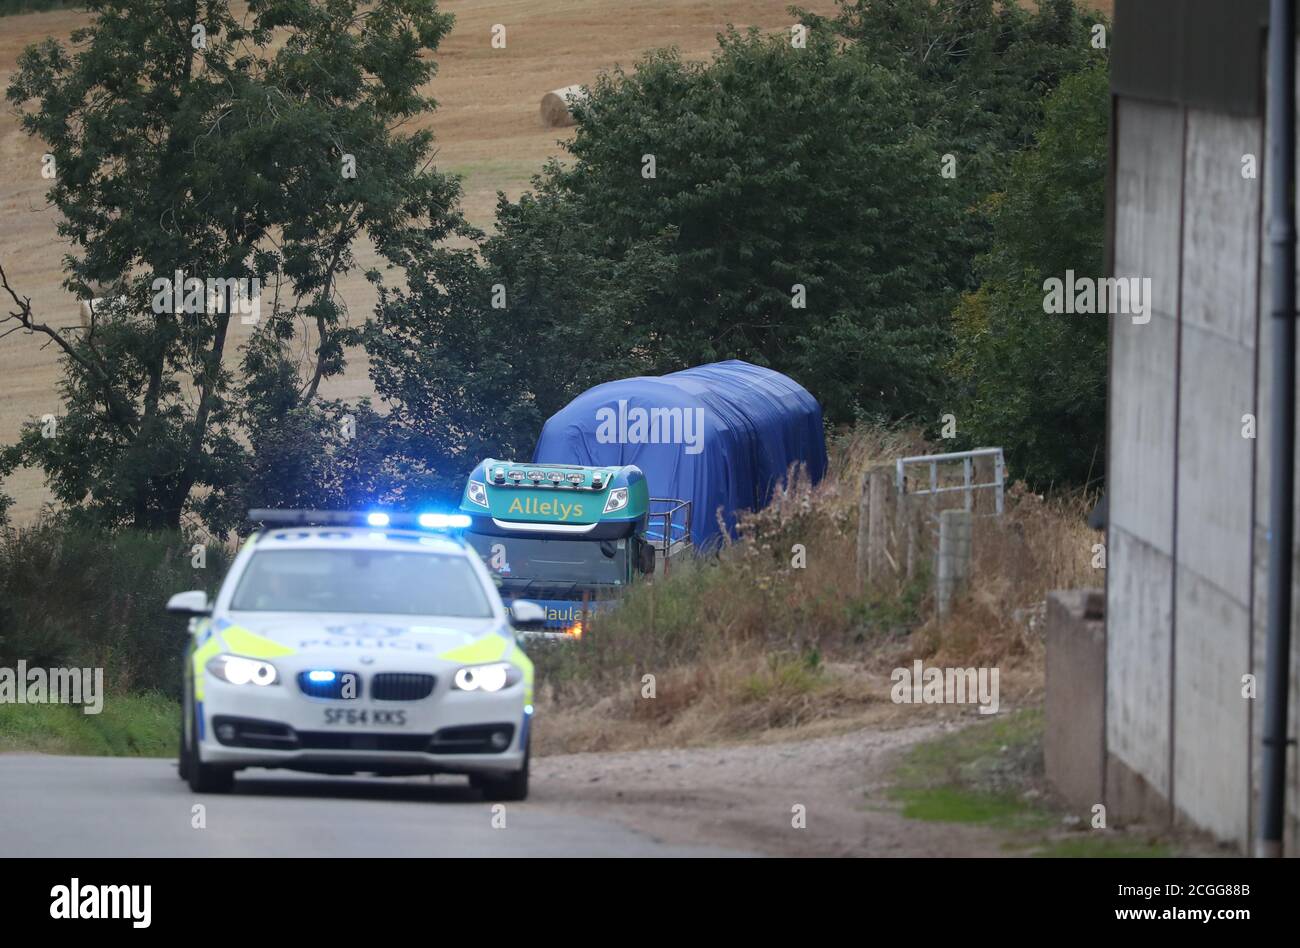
<box><xmin>949</xmin><ymin>62</ymin><xmax>1109</xmax><ymax>488</ymax></box>
<box><xmin>442</xmin><ymin>29</ymin><xmax>965</xmax><ymax>425</ymax></box>
<box><xmin>799</xmin><ymin>0</ymin><xmax>1106</xmax><ymax>201</ymax></box>
<box><xmin>361</xmin><ymin>191</ymin><xmax>675</xmax><ymax>503</ymax></box>
<box><xmin>798</xmin><ymin>0</ymin><xmax>1108</xmax><ymax>423</ymax></box>
<box><xmin>390</xmin><ymin>8</ymin><xmax>1106</xmax><ymax>436</ymax></box>
<box><xmin>1</xmin><ymin>0</ymin><xmax>463</xmax><ymax>530</ymax></box>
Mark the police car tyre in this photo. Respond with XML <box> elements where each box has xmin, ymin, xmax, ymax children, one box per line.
<box><xmin>476</xmin><ymin>740</ymin><xmax>529</xmax><ymax>802</ymax></box>
<box><xmin>186</xmin><ymin>699</ymin><xmax>235</xmax><ymax>794</ymax></box>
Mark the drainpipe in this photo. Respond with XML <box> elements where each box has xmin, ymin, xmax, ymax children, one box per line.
<box><xmin>1260</xmin><ymin>0</ymin><xmax>1296</xmax><ymax>859</ymax></box>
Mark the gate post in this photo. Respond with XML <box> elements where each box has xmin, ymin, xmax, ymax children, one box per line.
<box><xmin>937</xmin><ymin>509</ymin><xmax>972</xmax><ymax>619</ymax></box>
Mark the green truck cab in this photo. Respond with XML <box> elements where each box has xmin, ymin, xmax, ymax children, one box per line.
<box><xmin>457</xmin><ymin>459</ymin><xmax>690</xmax><ymax>635</ymax></box>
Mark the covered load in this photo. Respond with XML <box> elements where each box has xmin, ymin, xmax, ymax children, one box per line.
<box><xmin>533</xmin><ymin>360</ymin><xmax>828</xmax><ymax>549</ymax></box>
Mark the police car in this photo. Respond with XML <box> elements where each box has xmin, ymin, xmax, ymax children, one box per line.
<box><xmin>169</xmin><ymin>510</ymin><xmax>545</xmax><ymax>800</ymax></box>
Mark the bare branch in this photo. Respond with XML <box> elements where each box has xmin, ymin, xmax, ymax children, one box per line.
<box><xmin>0</xmin><ymin>259</ymin><xmax>139</xmax><ymax>435</ymax></box>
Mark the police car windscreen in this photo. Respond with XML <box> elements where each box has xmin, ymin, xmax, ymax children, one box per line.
<box><xmin>230</xmin><ymin>550</ymin><xmax>494</xmax><ymax>617</ymax></box>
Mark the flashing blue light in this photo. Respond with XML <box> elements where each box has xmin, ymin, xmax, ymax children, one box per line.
<box><xmin>524</xmin><ymin>704</ymin><xmax>534</xmax><ymax>715</ymax></box>
<box><xmin>366</xmin><ymin>512</ymin><xmax>391</xmax><ymax>527</ymax></box>
<box><xmin>418</xmin><ymin>512</ymin><xmax>472</xmax><ymax>529</ymax></box>
<box><xmin>307</xmin><ymin>670</ymin><xmax>338</xmax><ymax>683</ymax></box>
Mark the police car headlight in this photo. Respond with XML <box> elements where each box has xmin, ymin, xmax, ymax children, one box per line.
<box><xmin>206</xmin><ymin>654</ymin><xmax>279</xmax><ymax>686</ymax></box>
<box><xmin>467</xmin><ymin>479</ymin><xmax>489</xmax><ymax>507</ymax></box>
<box><xmin>603</xmin><ymin>487</ymin><xmax>629</xmax><ymax>514</ymax></box>
<box><xmin>452</xmin><ymin>662</ymin><xmax>521</xmax><ymax>693</ymax></box>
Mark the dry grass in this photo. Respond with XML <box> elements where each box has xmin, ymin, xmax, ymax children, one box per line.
<box><xmin>918</xmin><ymin>485</ymin><xmax>1100</xmax><ymax>668</ymax></box>
<box><xmin>532</xmin><ymin>425</ymin><xmax>1104</xmax><ymax>755</ymax></box>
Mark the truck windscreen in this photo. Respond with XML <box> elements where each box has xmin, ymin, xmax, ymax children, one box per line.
<box><xmin>466</xmin><ymin>532</ymin><xmax>626</xmax><ymax>588</ymax></box>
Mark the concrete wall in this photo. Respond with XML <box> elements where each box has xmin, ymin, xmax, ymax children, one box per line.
<box><xmin>1107</xmin><ymin>97</ymin><xmax>1180</xmax><ymax>819</ymax></box>
<box><xmin>1045</xmin><ymin>590</ymin><xmax>1106</xmax><ymax>814</ymax></box>
<box><xmin>1171</xmin><ymin>108</ymin><xmax>1258</xmax><ymax>844</ymax></box>
<box><xmin>1107</xmin><ymin>77</ymin><xmax>1300</xmax><ymax>850</ymax></box>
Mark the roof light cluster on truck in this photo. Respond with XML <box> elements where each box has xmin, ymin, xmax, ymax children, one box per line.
<box><xmin>485</xmin><ymin>467</ymin><xmax>609</xmax><ymax>488</ymax></box>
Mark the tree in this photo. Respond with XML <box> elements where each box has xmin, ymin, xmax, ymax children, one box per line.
<box><xmin>387</xmin><ymin>9</ymin><xmax>1107</xmax><ymax>435</ymax></box>
<box><xmin>949</xmin><ymin>63</ymin><xmax>1110</xmax><ymax>488</ymax></box>
<box><xmin>799</xmin><ymin>0</ymin><xmax>1106</xmax><ymax>201</ymax></box>
<box><xmin>360</xmin><ymin>189</ymin><xmax>675</xmax><ymax>504</ymax></box>
<box><xmin>799</xmin><ymin>1</ymin><xmax>1109</xmax><ymax>415</ymax></box>
<box><xmin>430</xmin><ymin>28</ymin><xmax>966</xmax><ymax>426</ymax></box>
<box><xmin>2</xmin><ymin>0</ymin><xmax>464</xmax><ymax>530</ymax></box>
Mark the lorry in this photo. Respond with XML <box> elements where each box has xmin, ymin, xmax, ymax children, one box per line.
<box><xmin>458</xmin><ymin>460</ymin><xmax>691</xmax><ymax>636</ymax></box>
<box><xmin>458</xmin><ymin>360</ymin><xmax>828</xmax><ymax>635</ymax></box>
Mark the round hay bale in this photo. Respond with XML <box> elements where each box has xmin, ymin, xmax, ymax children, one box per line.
<box><xmin>540</xmin><ymin>85</ymin><xmax>587</xmax><ymax>128</ymax></box>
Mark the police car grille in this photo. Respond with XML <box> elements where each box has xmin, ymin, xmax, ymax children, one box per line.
<box><xmin>296</xmin><ymin>671</ymin><xmax>361</xmax><ymax>700</ymax></box>
<box><xmin>296</xmin><ymin>732</ymin><xmax>433</xmax><ymax>752</ymax></box>
<box><xmin>370</xmin><ymin>673</ymin><xmax>436</xmax><ymax>701</ymax></box>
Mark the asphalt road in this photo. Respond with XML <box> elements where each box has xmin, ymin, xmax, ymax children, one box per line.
<box><xmin>0</xmin><ymin>755</ymin><xmax>753</xmax><ymax>857</ymax></box>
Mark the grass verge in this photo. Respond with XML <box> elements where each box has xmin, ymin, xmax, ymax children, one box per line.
<box><xmin>886</xmin><ymin>709</ymin><xmax>1172</xmax><ymax>857</ymax></box>
<box><xmin>0</xmin><ymin>691</ymin><xmax>177</xmax><ymax>757</ymax></box>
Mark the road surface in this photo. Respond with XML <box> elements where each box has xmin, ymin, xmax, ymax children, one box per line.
<box><xmin>0</xmin><ymin>722</ymin><xmax>1017</xmax><ymax>856</ymax></box>
<box><xmin>0</xmin><ymin>754</ymin><xmax>754</xmax><ymax>857</ymax></box>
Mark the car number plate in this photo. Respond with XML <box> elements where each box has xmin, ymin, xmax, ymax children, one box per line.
<box><xmin>323</xmin><ymin>708</ymin><xmax>407</xmax><ymax>727</ymax></box>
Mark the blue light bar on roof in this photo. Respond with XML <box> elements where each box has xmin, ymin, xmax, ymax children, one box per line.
<box><xmin>246</xmin><ymin>509</ymin><xmax>470</xmax><ymax>532</ymax></box>
<box><xmin>418</xmin><ymin>513</ymin><xmax>472</xmax><ymax>529</ymax></box>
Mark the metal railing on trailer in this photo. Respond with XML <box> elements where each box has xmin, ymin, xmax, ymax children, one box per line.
<box><xmin>645</xmin><ymin>498</ymin><xmax>692</xmax><ymax>576</ymax></box>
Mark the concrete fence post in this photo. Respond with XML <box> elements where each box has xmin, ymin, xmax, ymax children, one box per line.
<box><xmin>937</xmin><ymin>509</ymin><xmax>973</xmax><ymax>618</ymax></box>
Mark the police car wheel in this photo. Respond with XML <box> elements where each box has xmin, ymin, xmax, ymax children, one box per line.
<box><xmin>186</xmin><ymin>699</ymin><xmax>235</xmax><ymax>794</ymax></box>
<box><xmin>476</xmin><ymin>742</ymin><xmax>529</xmax><ymax>802</ymax></box>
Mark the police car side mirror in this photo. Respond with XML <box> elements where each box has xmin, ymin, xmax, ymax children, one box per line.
<box><xmin>166</xmin><ymin>590</ymin><xmax>211</xmax><ymax>617</ymax></box>
<box><xmin>510</xmin><ymin>600</ymin><xmax>547</xmax><ymax>631</ymax></box>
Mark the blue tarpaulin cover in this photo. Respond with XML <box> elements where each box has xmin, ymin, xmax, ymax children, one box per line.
<box><xmin>533</xmin><ymin>360</ymin><xmax>828</xmax><ymax>549</ymax></box>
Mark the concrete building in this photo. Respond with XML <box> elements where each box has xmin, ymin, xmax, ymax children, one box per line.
<box><xmin>1101</xmin><ymin>0</ymin><xmax>1298</xmax><ymax>851</ymax></box>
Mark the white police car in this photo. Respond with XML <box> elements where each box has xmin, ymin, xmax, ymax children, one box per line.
<box><xmin>169</xmin><ymin>510</ymin><xmax>545</xmax><ymax>800</ymax></box>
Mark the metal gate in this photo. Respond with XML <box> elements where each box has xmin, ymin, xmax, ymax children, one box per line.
<box><xmin>894</xmin><ymin>447</ymin><xmax>1005</xmax><ymax>517</ymax></box>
